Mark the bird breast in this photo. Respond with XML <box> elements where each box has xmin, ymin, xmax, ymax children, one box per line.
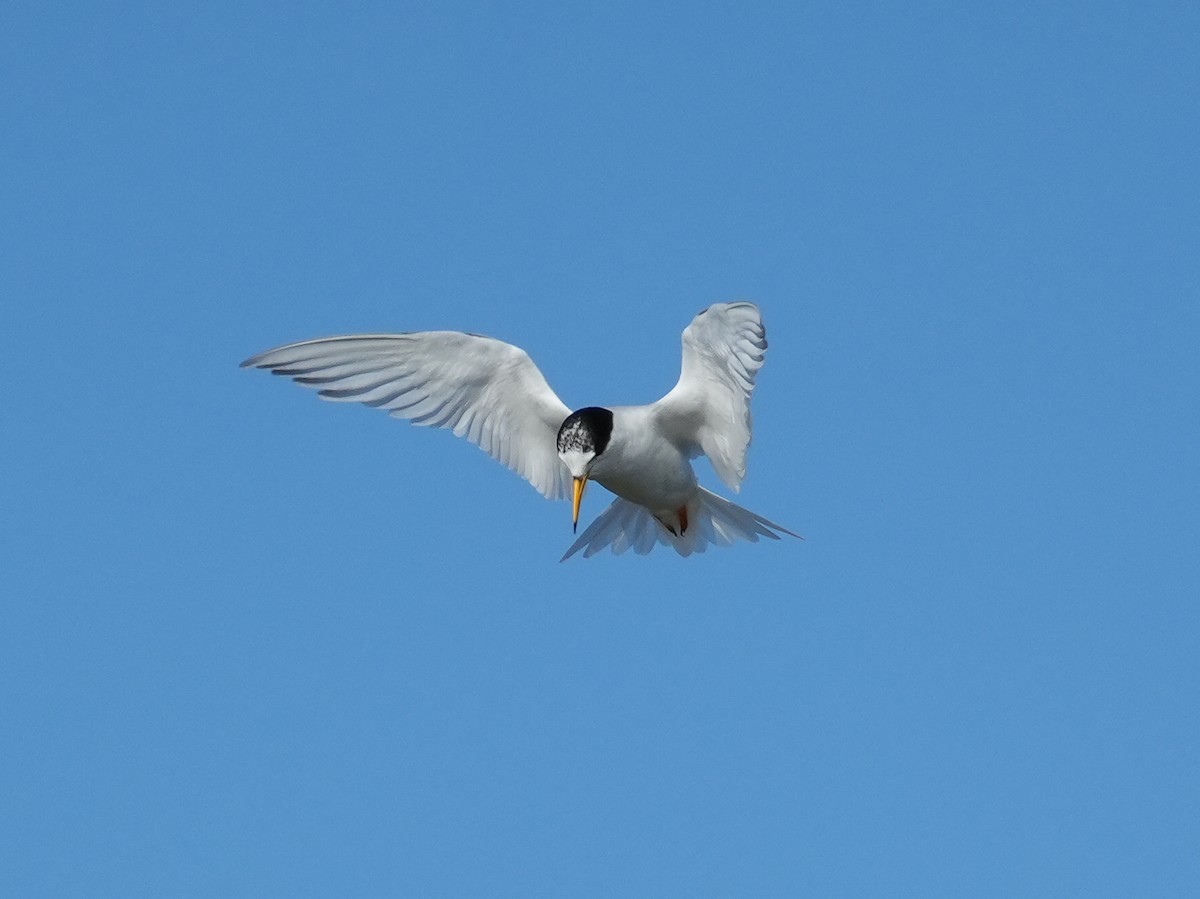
<box><xmin>590</xmin><ymin>406</ymin><xmax>698</xmax><ymax>515</ymax></box>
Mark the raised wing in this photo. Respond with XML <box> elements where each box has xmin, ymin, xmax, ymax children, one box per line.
<box><xmin>654</xmin><ymin>302</ymin><xmax>767</xmax><ymax>492</ymax></box>
<box><xmin>241</xmin><ymin>332</ymin><xmax>573</xmax><ymax>500</ymax></box>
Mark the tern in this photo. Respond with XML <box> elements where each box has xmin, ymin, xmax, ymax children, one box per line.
<box><xmin>242</xmin><ymin>301</ymin><xmax>798</xmax><ymax>559</ymax></box>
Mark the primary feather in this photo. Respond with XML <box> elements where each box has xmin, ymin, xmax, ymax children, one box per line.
<box><xmin>653</xmin><ymin>302</ymin><xmax>767</xmax><ymax>492</ymax></box>
<box><xmin>240</xmin><ymin>332</ymin><xmax>573</xmax><ymax>500</ymax></box>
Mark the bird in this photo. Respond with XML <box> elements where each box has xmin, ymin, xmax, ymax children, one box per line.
<box><xmin>241</xmin><ymin>301</ymin><xmax>798</xmax><ymax>560</ymax></box>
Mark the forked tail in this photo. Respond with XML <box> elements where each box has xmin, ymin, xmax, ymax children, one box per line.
<box><xmin>560</xmin><ymin>487</ymin><xmax>799</xmax><ymax>561</ymax></box>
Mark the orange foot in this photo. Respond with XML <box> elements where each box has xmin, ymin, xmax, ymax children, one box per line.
<box><xmin>659</xmin><ymin>507</ymin><xmax>689</xmax><ymax>537</ymax></box>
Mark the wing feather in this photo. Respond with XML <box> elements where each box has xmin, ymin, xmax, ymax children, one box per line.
<box><xmin>242</xmin><ymin>332</ymin><xmax>573</xmax><ymax>500</ymax></box>
<box><xmin>653</xmin><ymin>302</ymin><xmax>768</xmax><ymax>492</ymax></box>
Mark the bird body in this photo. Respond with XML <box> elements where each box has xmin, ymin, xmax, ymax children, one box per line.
<box><xmin>242</xmin><ymin>302</ymin><xmax>798</xmax><ymax>559</ymax></box>
<box><xmin>591</xmin><ymin>405</ymin><xmax>697</xmax><ymax>525</ymax></box>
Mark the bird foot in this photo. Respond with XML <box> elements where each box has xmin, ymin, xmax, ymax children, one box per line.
<box><xmin>659</xmin><ymin>507</ymin><xmax>689</xmax><ymax>537</ymax></box>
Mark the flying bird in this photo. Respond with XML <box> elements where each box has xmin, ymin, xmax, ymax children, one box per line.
<box><xmin>241</xmin><ymin>302</ymin><xmax>798</xmax><ymax>560</ymax></box>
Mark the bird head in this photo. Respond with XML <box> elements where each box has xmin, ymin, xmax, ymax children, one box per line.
<box><xmin>556</xmin><ymin>406</ymin><xmax>613</xmax><ymax>532</ymax></box>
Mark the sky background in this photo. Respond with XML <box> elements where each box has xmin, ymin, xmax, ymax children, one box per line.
<box><xmin>2</xmin><ymin>1</ymin><xmax>1198</xmax><ymax>895</ymax></box>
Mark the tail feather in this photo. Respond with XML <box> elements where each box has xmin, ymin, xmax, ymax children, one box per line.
<box><xmin>560</xmin><ymin>487</ymin><xmax>798</xmax><ymax>561</ymax></box>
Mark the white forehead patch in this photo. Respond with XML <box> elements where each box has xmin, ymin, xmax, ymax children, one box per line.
<box><xmin>558</xmin><ymin>448</ymin><xmax>594</xmax><ymax>478</ymax></box>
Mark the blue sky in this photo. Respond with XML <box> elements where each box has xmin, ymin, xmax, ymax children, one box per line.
<box><xmin>3</xmin><ymin>1</ymin><xmax>1198</xmax><ymax>895</ymax></box>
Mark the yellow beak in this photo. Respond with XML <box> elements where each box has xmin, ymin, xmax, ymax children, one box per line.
<box><xmin>572</xmin><ymin>476</ymin><xmax>589</xmax><ymax>533</ymax></box>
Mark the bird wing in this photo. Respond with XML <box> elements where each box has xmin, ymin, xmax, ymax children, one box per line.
<box><xmin>241</xmin><ymin>332</ymin><xmax>574</xmax><ymax>500</ymax></box>
<box><xmin>653</xmin><ymin>302</ymin><xmax>768</xmax><ymax>492</ymax></box>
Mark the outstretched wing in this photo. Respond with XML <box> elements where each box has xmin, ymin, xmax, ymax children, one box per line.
<box><xmin>241</xmin><ymin>332</ymin><xmax>573</xmax><ymax>500</ymax></box>
<box><xmin>653</xmin><ymin>302</ymin><xmax>767</xmax><ymax>492</ymax></box>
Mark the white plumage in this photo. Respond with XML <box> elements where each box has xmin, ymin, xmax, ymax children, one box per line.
<box><xmin>242</xmin><ymin>302</ymin><xmax>797</xmax><ymax>559</ymax></box>
<box><xmin>241</xmin><ymin>332</ymin><xmax>572</xmax><ymax>500</ymax></box>
<box><xmin>657</xmin><ymin>301</ymin><xmax>766</xmax><ymax>492</ymax></box>
<box><xmin>560</xmin><ymin>487</ymin><xmax>794</xmax><ymax>562</ymax></box>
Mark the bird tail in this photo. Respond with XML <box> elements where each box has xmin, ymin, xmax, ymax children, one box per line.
<box><xmin>559</xmin><ymin>487</ymin><xmax>799</xmax><ymax>561</ymax></box>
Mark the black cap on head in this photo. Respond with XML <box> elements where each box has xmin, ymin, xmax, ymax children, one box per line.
<box><xmin>557</xmin><ymin>407</ymin><xmax>614</xmax><ymax>455</ymax></box>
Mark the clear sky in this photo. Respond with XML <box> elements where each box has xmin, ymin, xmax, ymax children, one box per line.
<box><xmin>3</xmin><ymin>1</ymin><xmax>1197</xmax><ymax>895</ymax></box>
